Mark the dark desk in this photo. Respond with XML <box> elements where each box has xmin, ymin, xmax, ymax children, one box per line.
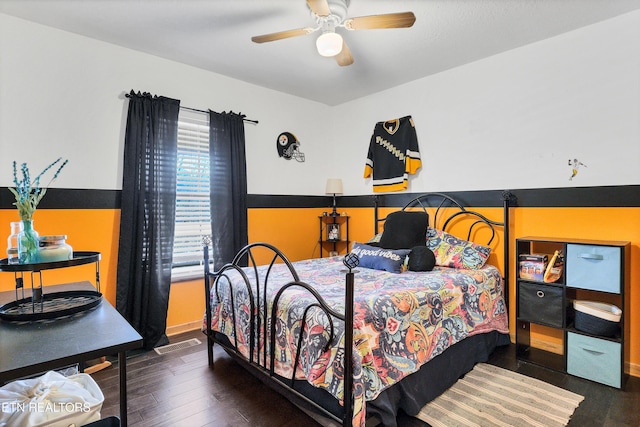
<box><xmin>0</xmin><ymin>281</ymin><xmax>142</xmax><ymax>426</ymax></box>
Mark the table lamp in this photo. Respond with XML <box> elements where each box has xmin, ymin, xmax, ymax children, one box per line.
<box><xmin>325</xmin><ymin>178</ymin><xmax>343</xmax><ymax>217</ymax></box>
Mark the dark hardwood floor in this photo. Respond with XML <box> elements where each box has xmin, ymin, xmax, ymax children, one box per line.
<box><xmin>91</xmin><ymin>330</ymin><xmax>640</xmax><ymax>427</ymax></box>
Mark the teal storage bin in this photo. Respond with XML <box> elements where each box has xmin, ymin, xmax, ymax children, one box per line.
<box><xmin>567</xmin><ymin>332</ymin><xmax>621</xmax><ymax>388</ymax></box>
<box><xmin>566</xmin><ymin>244</ymin><xmax>621</xmax><ymax>293</ymax></box>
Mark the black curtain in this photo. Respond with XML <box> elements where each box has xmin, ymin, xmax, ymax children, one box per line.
<box><xmin>208</xmin><ymin>111</ymin><xmax>248</xmax><ymax>268</ymax></box>
<box><xmin>116</xmin><ymin>90</ymin><xmax>180</xmax><ymax>350</ymax></box>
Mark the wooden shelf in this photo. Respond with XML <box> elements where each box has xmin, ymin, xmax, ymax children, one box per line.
<box><xmin>515</xmin><ymin>237</ymin><xmax>629</xmax><ymax>389</ymax></box>
<box><xmin>318</xmin><ymin>215</ymin><xmax>349</xmax><ymax>257</ymax></box>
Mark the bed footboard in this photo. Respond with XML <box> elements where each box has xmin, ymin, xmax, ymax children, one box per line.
<box><xmin>203</xmin><ymin>242</ymin><xmax>356</xmax><ymax>427</ymax></box>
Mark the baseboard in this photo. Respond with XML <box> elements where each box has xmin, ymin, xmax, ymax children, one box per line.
<box><xmin>84</xmin><ymin>359</ymin><xmax>112</xmax><ymax>374</ymax></box>
<box><xmin>166</xmin><ymin>320</ymin><xmax>201</xmax><ymax>337</ymax></box>
<box><xmin>530</xmin><ymin>336</ymin><xmax>563</xmax><ymax>354</ymax></box>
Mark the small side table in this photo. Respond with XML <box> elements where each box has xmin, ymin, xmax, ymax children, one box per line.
<box><xmin>0</xmin><ymin>251</ymin><xmax>101</xmax><ymax>301</ymax></box>
<box><xmin>318</xmin><ymin>214</ymin><xmax>350</xmax><ymax>257</ymax></box>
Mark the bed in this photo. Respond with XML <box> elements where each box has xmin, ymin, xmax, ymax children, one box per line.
<box><xmin>202</xmin><ymin>192</ymin><xmax>513</xmax><ymax>427</ymax></box>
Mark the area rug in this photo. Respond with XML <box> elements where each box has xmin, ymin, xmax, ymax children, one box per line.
<box><xmin>416</xmin><ymin>363</ymin><xmax>584</xmax><ymax>427</ymax></box>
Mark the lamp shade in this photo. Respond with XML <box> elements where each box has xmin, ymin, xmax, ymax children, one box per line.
<box><xmin>316</xmin><ymin>32</ymin><xmax>343</xmax><ymax>57</ymax></box>
<box><xmin>325</xmin><ymin>178</ymin><xmax>343</xmax><ymax>195</ymax></box>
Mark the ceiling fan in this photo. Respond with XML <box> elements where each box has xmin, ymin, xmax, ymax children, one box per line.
<box><xmin>251</xmin><ymin>0</ymin><xmax>416</xmax><ymax>66</ymax></box>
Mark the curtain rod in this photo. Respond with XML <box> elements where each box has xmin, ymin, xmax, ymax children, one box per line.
<box><xmin>180</xmin><ymin>105</ymin><xmax>259</xmax><ymax>125</ymax></box>
<box><xmin>124</xmin><ymin>92</ymin><xmax>258</xmax><ymax>125</ymax></box>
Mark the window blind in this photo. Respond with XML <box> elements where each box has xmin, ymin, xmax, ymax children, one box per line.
<box><xmin>172</xmin><ymin>109</ymin><xmax>211</xmax><ymax>280</ymax></box>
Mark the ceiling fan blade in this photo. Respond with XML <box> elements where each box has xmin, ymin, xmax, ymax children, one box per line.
<box><xmin>344</xmin><ymin>12</ymin><xmax>416</xmax><ymax>30</ymax></box>
<box><xmin>307</xmin><ymin>0</ymin><xmax>331</xmax><ymax>17</ymax></box>
<box><xmin>335</xmin><ymin>40</ymin><xmax>354</xmax><ymax>67</ymax></box>
<box><xmin>251</xmin><ymin>27</ymin><xmax>315</xmax><ymax>43</ymax></box>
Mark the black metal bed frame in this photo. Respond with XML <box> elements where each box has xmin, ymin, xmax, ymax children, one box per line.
<box><xmin>203</xmin><ymin>242</ymin><xmax>356</xmax><ymax>425</ymax></box>
<box><xmin>203</xmin><ymin>191</ymin><xmax>513</xmax><ymax>427</ymax></box>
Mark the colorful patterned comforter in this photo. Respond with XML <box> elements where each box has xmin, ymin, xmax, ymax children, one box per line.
<box><xmin>205</xmin><ymin>256</ymin><xmax>509</xmax><ymax>426</ymax></box>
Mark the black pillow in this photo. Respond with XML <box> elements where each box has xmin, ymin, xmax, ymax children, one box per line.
<box><xmin>407</xmin><ymin>246</ymin><xmax>436</xmax><ymax>272</ymax></box>
<box><xmin>379</xmin><ymin>211</ymin><xmax>429</xmax><ymax>249</ymax></box>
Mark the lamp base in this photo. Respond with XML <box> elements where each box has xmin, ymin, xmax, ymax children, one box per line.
<box><xmin>330</xmin><ymin>194</ymin><xmax>339</xmax><ymax>216</ymax></box>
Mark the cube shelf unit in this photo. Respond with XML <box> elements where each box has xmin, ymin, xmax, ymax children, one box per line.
<box><xmin>515</xmin><ymin>237</ymin><xmax>630</xmax><ymax>388</ymax></box>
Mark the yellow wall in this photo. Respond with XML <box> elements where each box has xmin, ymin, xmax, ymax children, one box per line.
<box><xmin>0</xmin><ymin>206</ymin><xmax>378</xmax><ymax>334</ymax></box>
<box><xmin>166</xmin><ymin>207</ymin><xmax>377</xmax><ymax>334</ymax></box>
<box><xmin>247</xmin><ymin>207</ymin><xmax>375</xmax><ymax>262</ymax></box>
<box><xmin>2</xmin><ymin>204</ymin><xmax>638</xmax><ymax>375</ymax></box>
<box><xmin>0</xmin><ymin>209</ymin><xmax>120</xmax><ymax>303</ymax></box>
<box><xmin>0</xmin><ymin>209</ymin><xmax>219</xmax><ymax>337</ymax></box>
<box><xmin>240</xmin><ymin>205</ymin><xmax>640</xmax><ymax>375</ymax></box>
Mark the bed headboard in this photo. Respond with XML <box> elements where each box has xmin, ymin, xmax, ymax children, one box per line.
<box><xmin>374</xmin><ymin>191</ymin><xmax>514</xmax><ymax>302</ymax></box>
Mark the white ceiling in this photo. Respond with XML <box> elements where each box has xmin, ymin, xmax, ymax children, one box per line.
<box><xmin>1</xmin><ymin>0</ymin><xmax>640</xmax><ymax>106</ymax></box>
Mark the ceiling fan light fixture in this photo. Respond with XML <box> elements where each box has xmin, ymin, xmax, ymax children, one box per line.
<box><xmin>316</xmin><ymin>32</ymin><xmax>343</xmax><ymax>57</ymax></box>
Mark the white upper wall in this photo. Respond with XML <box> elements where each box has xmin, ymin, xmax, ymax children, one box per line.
<box><xmin>0</xmin><ymin>13</ymin><xmax>331</xmax><ymax>194</ymax></box>
<box><xmin>330</xmin><ymin>10</ymin><xmax>640</xmax><ymax>195</ymax></box>
<box><xmin>1</xmin><ymin>10</ymin><xmax>638</xmax><ymax>196</ymax></box>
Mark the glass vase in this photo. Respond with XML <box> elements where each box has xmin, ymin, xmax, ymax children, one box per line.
<box><xmin>18</xmin><ymin>220</ymin><xmax>39</xmax><ymax>264</ymax></box>
<box><xmin>6</xmin><ymin>221</ymin><xmax>23</xmax><ymax>264</ymax></box>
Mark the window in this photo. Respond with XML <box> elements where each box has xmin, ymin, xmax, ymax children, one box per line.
<box><xmin>171</xmin><ymin>109</ymin><xmax>211</xmax><ymax>281</ymax></box>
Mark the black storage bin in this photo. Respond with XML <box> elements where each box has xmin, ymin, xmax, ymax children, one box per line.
<box><xmin>518</xmin><ymin>282</ymin><xmax>564</xmax><ymax>328</ymax></box>
<box><xmin>574</xmin><ymin>300</ymin><xmax>621</xmax><ymax>337</ymax></box>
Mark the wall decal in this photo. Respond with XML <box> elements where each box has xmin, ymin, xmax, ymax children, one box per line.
<box><xmin>568</xmin><ymin>158</ymin><xmax>587</xmax><ymax>181</ymax></box>
<box><xmin>277</xmin><ymin>132</ymin><xmax>305</xmax><ymax>162</ymax></box>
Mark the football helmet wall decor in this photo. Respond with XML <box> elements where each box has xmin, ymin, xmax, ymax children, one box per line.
<box><xmin>277</xmin><ymin>132</ymin><xmax>305</xmax><ymax>162</ymax></box>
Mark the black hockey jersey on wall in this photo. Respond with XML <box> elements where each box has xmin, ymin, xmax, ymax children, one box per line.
<box><xmin>363</xmin><ymin>115</ymin><xmax>421</xmax><ymax>193</ymax></box>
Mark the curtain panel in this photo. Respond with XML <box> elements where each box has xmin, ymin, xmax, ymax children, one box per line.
<box><xmin>208</xmin><ymin>111</ymin><xmax>248</xmax><ymax>268</ymax></box>
<box><xmin>116</xmin><ymin>91</ymin><xmax>180</xmax><ymax>350</ymax></box>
